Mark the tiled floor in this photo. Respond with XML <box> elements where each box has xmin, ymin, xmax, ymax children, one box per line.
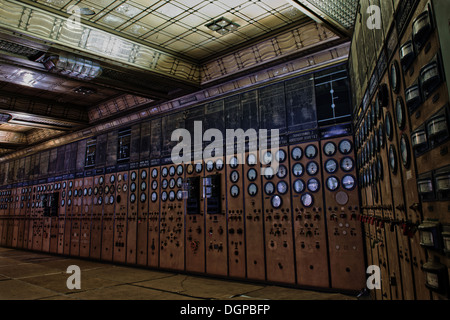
<box><xmin>0</xmin><ymin>247</ymin><xmax>359</xmax><ymax>300</ymax></box>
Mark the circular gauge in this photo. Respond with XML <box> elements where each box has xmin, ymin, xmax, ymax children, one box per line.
<box><xmin>385</xmin><ymin>112</ymin><xmax>394</xmax><ymax>141</ymax></box>
<box><xmin>177</xmin><ymin>165</ymin><xmax>183</xmax><ymax>175</ymax></box>
<box><xmin>99</xmin><ymin>177</ymin><xmax>104</xmax><ymax>185</ymax></box>
<box><xmin>264</xmin><ymin>182</ymin><xmax>275</xmax><ymax>195</ymax></box>
<box><xmin>130</xmin><ymin>193</ymin><xmax>136</xmax><ymax>203</ymax></box>
<box><xmin>396</xmin><ymin>97</ymin><xmax>406</xmax><ymax>130</ymax></box>
<box><xmin>83</xmin><ymin>188</ymin><xmax>88</xmax><ymax>196</ymax></box>
<box><xmin>291</xmin><ymin>147</ymin><xmax>303</xmax><ymax>160</ymax></box>
<box><xmin>110</xmin><ymin>185</ymin><xmax>115</xmax><ymax>194</ymax></box>
<box><xmin>292</xmin><ymin>163</ymin><xmax>304</xmax><ymax>177</ymax></box>
<box><xmin>371</xmin><ymin>103</ymin><xmax>377</xmax><ymax>127</ymax></box>
<box><xmin>326</xmin><ymin>176</ymin><xmax>340</xmax><ymax>191</ymax></box>
<box><xmin>69</xmin><ymin>190</ymin><xmax>73</xmax><ymax>197</ymax></box>
<box><xmin>118</xmin><ymin>174</ymin><xmax>123</xmax><ymax>182</ymax></box>
<box><xmin>177</xmin><ymin>190</ymin><xmax>183</xmax><ymax>200</ymax></box>
<box><xmin>140</xmin><ymin>170</ymin><xmax>147</xmax><ymax>180</ymax></box>
<box><xmin>169</xmin><ymin>179</ymin><xmax>176</xmax><ymax>189</ymax></box>
<box><xmin>130</xmin><ymin>183</ymin><xmax>136</xmax><ymax>193</ymax></box>
<box><xmin>169</xmin><ymin>166</ymin><xmax>175</xmax><ymax>176</ymax></box>
<box><xmin>162</xmin><ymin>179</ymin><xmax>168</xmax><ymax>189</ymax></box>
<box><xmin>169</xmin><ymin>191</ymin><xmax>175</xmax><ymax>201</ymax></box>
<box><xmin>195</xmin><ymin>163</ymin><xmax>203</xmax><ymax>173</ymax></box>
<box><xmin>339</xmin><ymin>140</ymin><xmax>353</xmax><ymax>155</ymax></box>
<box><xmin>152</xmin><ymin>181</ymin><xmax>158</xmax><ymax>190</ymax></box>
<box><xmin>377</xmin><ymin>156</ymin><xmax>384</xmax><ymax>181</ymax></box>
<box><xmin>372</xmin><ymin>162</ymin><xmax>378</xmax><ymax>183</ymax></box>
<box><xmin>247</xmin><ymin>154</ymin><xmax>257</xmax><ymax>166</ymax></box>
<box><xmin>247</xmin><ymin>168</ymin><xmax>257</xmax><ymax>181</ymax></box>
<box><xmin>161</xmin><ymin>192</ymin><xmax>168</xmax><ymax>202</ymax></box>
<box><xmin>248</xmin><ymin>183</ymin><xmax>258</xmax><ymax>196</ymax></box>
<box><xmin>342</xmin><ymin>175</ymin><xmax>356</xmax><ymax>190</ymax></box>
<box><xmin>141</xmin><ymin>181</ymin><xmax>147</xmax><ymax>191</ymax></box>
<box><xmin>151</xmin><ymin>192</ymin><xmax>158</xmax><ymax>202</ymax></box>
<box><xmin>110</xmin><ymin>195</ymin><xmax>115</xmax><ymax>204</ymax></box>
<box><xmin>301</xmin><ymin>193</ymin><xmax>314</xmax><ymax>207</ymax></box>
<box><xmin>187</xmin><ymin>164</ymin><xmax>194</xmax><ymax>174</ymax></box>
<box><xmin>263</xmin><ymin>167</ymin><xmax>274</xmax><ymax>179</ymax></box>
<box><xmin>390</xmin><ymin>61</ymin><xmax>401</xmax><ymax>94</ymax></box>
<box><xmin>152</xmin><ymin>168</ymin><xmax>158</xmax><ymax>178</ymax></box>
<box><xmin>263</xmin><ymin>151</ymin><xmax>273</xmax><ymax>165</ymax></box>
<box><xmin>389</xmin><ymin>145</ymin><xmax>398</xmax><ymax>174</ymax></box>
<box><xmin>277</xmin><ymin>181</ymin><xmax>288</xmax><ymax>194</ymax></box>
<box><xmin>206</xmin><ymin>160</ymin><xmax>214</xmax><ymax>172</ymax></box>
<box><xmin>374</xmin><ymin>131</ymin><xmax>379</xmax><ymax>152</ymax></box>
<box><xmin>177</xmin><ymin>177</ymin><xmax>183</xmax><ymax>188</ymax></box>
<box><xmin>67</xmin><ymin>198</ymin><xmax>72</xmax><ymax>206</ymax></box>
<box><xmin>307</xmin><ymin>178</ymin><xmax>320</xmax><ymax>192</ymax></box>
<box><xmin>341</xmin><ymin>157</ymin><xmax>354</xmax><ymax>172</ymax></box>
<box><xmin>400</xmin><ymin>134</ymin><xmax>411</xmax><ymax>169</ymax></box>
<box><xmin>271</xmin><ymin>195</ymin><xmax>282</xmax><ymax>209</ymax></box>
<box><xmin>230</xmin><ymin>185</ymin><xmax>240</xmax><ymax>198</ymax></box>
<box><xmin>117</xmin><ymin>185</ymin><xmax>121</xmax><ymax>193</ymax></box>
<box><xmin>323</xmin><ymin>142</ymin><xmax>337</xmax><ymax>156</ymax></box>
<box><xmin>325</xmin><ymin>159</ymin><xmax>338</xmax><ymax>174</ymax></box>
<box><xmin>162</xmin><ymin>167</ymin><xmax>169</xmax><ymax>177</ymax></box>
<box><xmin>306</xmin><ymin>162</ymin><xmax>318</xmax><ymax>176</ymax></box>
<box><xmin>88</xmin><ymin>188</ymin><xmax>93</xmax><ymax>196</ymax></box>
<box><xmin>63</xmin><ymin>182</ymin><xmax>66</xmax><ymax>189</ymax></box>
<box><xmin>305</xmin><ymin>145</ymin><xmax>317</xmax><ymax>159</ymax></box>
<box><xmin>230</xmin><ymin>171</ymin><xmax>240</xmax><ymax>183</ymax></box>
<box><xmin>230</xmin><ymin>156</ymin><xmax>239</xmax><ymax>169</ymax></box>
<box><xmin>277</xmin><ymin>165</ymin><xmax>288</xmax><ymax>179</ymax></box>
<box><xmin>215</xmin><ymin>159</ymin><xmax>224</xmax><ymax>171</ymax></box>
<box><xmin>123</xmin><ymin>184</ymin><xmax>128</xmax><ymax>192</ymax></box>
<box><xmin>275</xmin><ymin>149</ymin><xmax>286</xmax><ymax>163</ymax></box>
<box><xmin>293</xmin><ymin>179</ymin><xmax>305</xmax><ymax>193</ymax></box>
<box><xmin>131</xmin><ymin>171</ymin><xmax>137</xmax><ymax>181</ymax></box>
<box><xmin>108</xmin><ymin>175</ymin><xmax>114</xmax><ymax>184</ymax></box>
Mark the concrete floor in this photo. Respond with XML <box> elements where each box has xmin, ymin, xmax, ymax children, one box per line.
<box><xmin>0</xmin><ymin>247</ymin><xmax>359</xmax><ymax>301</ymax></box>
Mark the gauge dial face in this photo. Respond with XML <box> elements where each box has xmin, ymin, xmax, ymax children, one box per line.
<box><xmin>230</xmin><ymin>171</ymin><xmax>239</xmax><ymax>183</ymax></box>
<box><xmin>99</xmin><ymin>177</ymin><xmax>104</xmax><ymax>185</ymax></box>
<box><xmin>293</xmin><ymin>180</ymin><xmax>305</xmax><ymax>193</ymax></box>
<box><xmin>248</xmin><ymin>183</ymin><xmax>258</xmax><ymax>196</ymax></box>
<box><xmin>247</xmin><ymin>168</ymin><xmax>257</xmax><ymax>181</ymax></box>
<box><xmin>341</xmin><ymin>157</ymin><xmax>354</xmax><ymax>172</ymax></box>
<box><xmin>263</xmin><ymin>167</ymin><xmax>274</xmax><ymax>179</ymax></box>
<box><xmin>325</xmin><ymin>159</ymin><xmax>338</xmax><ymax>174</ymax></box>
<box><xmin>110</xmin><ymin>175</ymin><xmax>116</xmax><ymax>184</ymax></box>
<box><xmin>339</xmin><ymin>140</ymin><xmax>353</xmax><ymax>155</ymax></box>
<box><xmin>391</xmin><ymin>61</ymin><xmax>400</xmax><ymax>93</ymax></box>
<box><xmin>271</xmin><ymin>195</ymin><xmax>282</xmax><ymax>209</ymax></box>
<box><xmin>162</xmin><ymin>179</ymin><xmax>168</xmax><ymax>189</ymax></box>
<box><xmin>130</xmin><ymin>183</ymin><xmax>136</xmax><ymax>193</ymax></box>
<box><xmin>371</xmin><ymin>103</ymin><xmax>377</xmax><ymax>126</ymax></box>
<box><xmin>230</xmin><ymin>156</ymin><xmax>239</xmax><ymax>168</ymax></box>
<box><xmin>169</xmin><ymin>191</ymin><xmax>175</xmax><ymax>201</ymax></box>
<box><xmin>177</xmin><ymin>177</ymin><xmax>183</xmax><ymax>188</ymax></box>
<box><xmin>169</xmin><ymin>166</ymin><xmax>175</xmax><ymax>176</ymax></box>
<box><xmin>389</xmin><ymin>145</ymin><xmax>398</xmax><ymax>174</ymax></box>
<box><xmin>342</xmin><ymin>175</ymin><xmax>356</xmax><ymax>190</ymax></box>
<box><xmin>162</xmin><ymin>167</ymin><xmax>168</xmax><ymax>177</ymax></box>
<box><xmin>277</xmin><ymin>165</ymin><xmax>287</xmax><ymax>179</ymax></box>
<box><xmin>177</xmin><ymin>165</ymin><xmax>183</xmax><ymax>175</ymax></box>
<box><xmin>215</xmin><ymin>159</ymin><xmax>224</xmax><ymax>171</ymax></box>
<box><xmin>291</xmin><ymin>147</ymin><xmax>303</xmax><ymax>160</ymax></box>
<box><xmin>324</xmin><ymin>142</ymin><xmax>337</xmax><ymax>156</ymax></box>
<box><xmin>169</xmin><ymin>179</ymin><xmax>175</xmax><ymax>189</ymax></box>
<box><xmin>151</xmin><ymin>192</ymin><xmax>157</xmax><ymax>202</ymax></box>
<box><xmin>301</xmin><ymin>193</ymin><xmax>313</xmax><ymax>207</ymax></box>
<box><xmin>326</xmin><ymin>176</ymin><xmax>340</xmax><ymax>191</ymax></box>
<box><xmin>206</xmin><ymin>160</ymin><xmax>214</xmax><ymax>172</ymax></box>
<box><xmin>161</xmin><ymin>192</ymin><xmax>168</xmax><ymax>202</ymax></box>
<box><xmin>400</xmin><ymin>134</ymin><xmax>411</xmax><ymax>168</ymax></box>
<box><xmin>292</xmin><ymin>163</ymin><xmax>304</xmax><ymax>177</ymax></box>
<box><xmin>379</xmin><ymin>126</ymin><xmax>385</xmax><ymax>148</ymax></box>
<box><xmin>275</xmin><ymin>150</ymin><xmax>286</xmax><ymax>163</ymax></box>
<box><xmin>130</xmin><ymin>193</ymin><xmax>136</xmax><ymax>203</ymax></box>
<box><xmin>385</xmin><ymin>112</ymin><xmax>393</xmax><ymax>141</ymax></box>
<box><xmin>307</xmin><ymin>178</ymin><xmax>320</xmax><ymax>192</ymax></box>
<box><xmin>140</xmin><ymin>193</ymin><xmax>146</xmax><ymax>203</ymax></box>
<box><xmin>305</xmin><ymin>145</ymin><xmax>317</xmax><ymax>159</ymax></box>
<box><xmin>152</xmin><ymin>181</ymin><xmax>158</xmax><ymax>190</ymax></box>
<box><xmin>152</xmin><ymin>169</ymin><xmax>158</xmax><ymax>178</ymax></box>
<box><xmin>277</xmin><ymin>181</ymin><xmax>288</xmax><ymax>194</ymax></box>
<box><xmin>247</xmin><ymin>154</ymin><xmax>257</xmax><ymax>166</ymax></box>
<box><xmin>264</xmin><ymin>182</ymin><xmax>275</xmax><ymax>195</ymax></box>
<box><xmin>377</xmin><ymin>157</ymin><xmax>384</xmax><ymax>181</ymax></box>
<box><xmin>187</xmin><ymin>164</ymin><xmax>194</xmax><ymax>174</ymax></box>
<box><xmin>140</xmin><ymin>171</ymin><xmax>146</xmax><ymax>180</ymax></box>
<box><xmin>195</xmin><ymin>163</ymin><xmax>203</xmax><ymax>173</ymax></box>
<box><xmin>396</xmin><ymin>97</ymin><xmax>406</xmax><ymax>130</ymax></box>
<box><xmin>306</xmin><ymin>162</ymin><xmax>318</xmax><ymax>176</ymax></box>
<box><xmin>131</xmin><ymin>172</ymin><xmax>137</xmax><ymax>181</ymax></box>
<box><xmin>177</xmin><ymin>190</ymin><xmax>183</xmax><ymax>200</ymax></box>
<box><xmin>263</xmin><ymin>151</ymin><xmax>273</xmax><ymax>165</ymax></box>
<box><xmin>230</xmin><ymin>185</ymin><xmax>240</xmax><ymax>197</ymax></box>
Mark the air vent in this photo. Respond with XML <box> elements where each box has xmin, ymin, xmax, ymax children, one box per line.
<box><xmin>0</xmin><ymin>40</ymin><xmax>44</xmax><ymax>59</ymax></box>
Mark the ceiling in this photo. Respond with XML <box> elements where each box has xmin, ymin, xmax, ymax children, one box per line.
<box><xmin>0</xmin><ymin>0</ymin><xmax>357</xmax><ymax>158</ymax></box>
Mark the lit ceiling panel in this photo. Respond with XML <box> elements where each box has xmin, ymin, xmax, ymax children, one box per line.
<box><xmin>33</xmin><ymin>0</ymin><xmax>306</xmax><ymax>60</ymax></box>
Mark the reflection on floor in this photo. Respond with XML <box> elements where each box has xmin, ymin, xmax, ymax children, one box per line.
<box><xmin>0</xmin><ymin>247</ymin><xmax>359</xmax><ymax>300</ymax></box>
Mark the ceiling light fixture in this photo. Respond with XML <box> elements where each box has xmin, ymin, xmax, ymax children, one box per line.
<box><xmin>43</xmin><ymin>54</ymin><xmax>102</xmax><ymax>80</ymax></box>
<box><xmin>206</xmin><ymin>17</ymin><xmax>240</xmax><ymax>35</ymax></box>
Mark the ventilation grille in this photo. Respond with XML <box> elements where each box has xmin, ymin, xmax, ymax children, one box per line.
<box><xmin>0</xmin><ymin>40</ymin><xmax>44</xmax><ymax>59</ymax></box>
